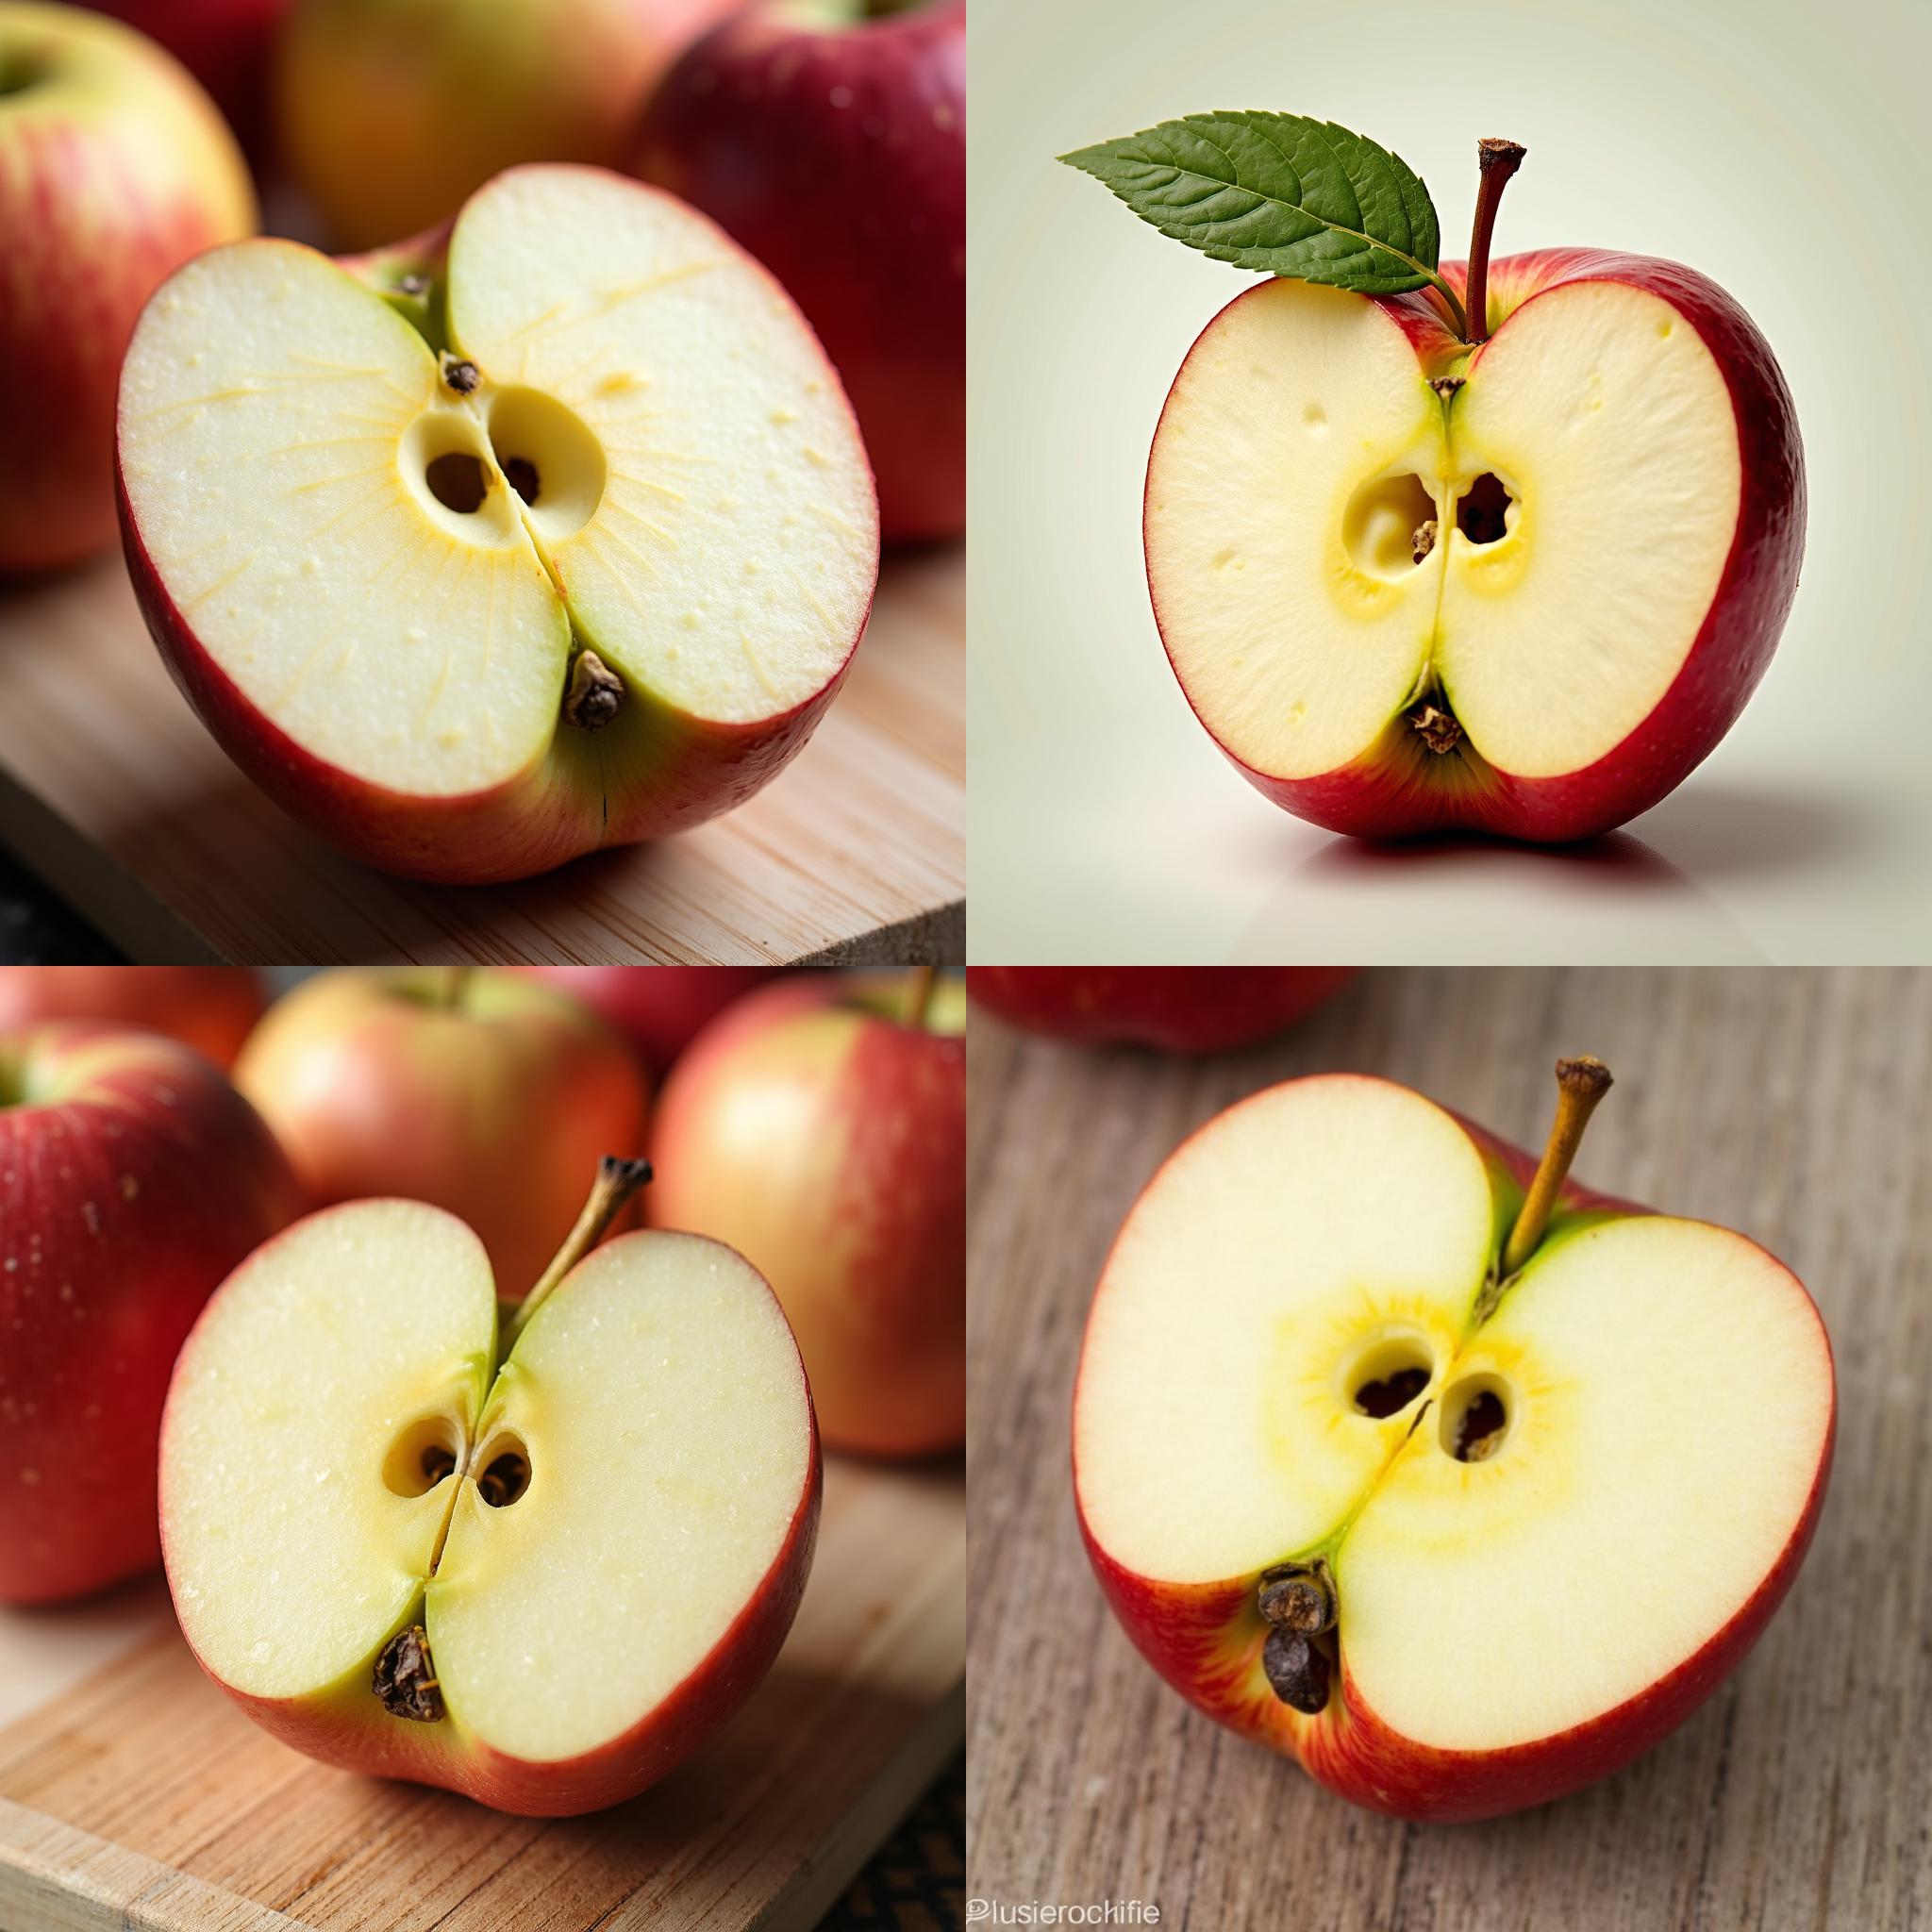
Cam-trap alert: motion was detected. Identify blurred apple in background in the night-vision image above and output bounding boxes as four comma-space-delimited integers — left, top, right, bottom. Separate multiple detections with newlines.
0, 1023, 299, 1603
0, 0, 254, 573
234, 969, 649, 1291
633, 0, 964, 542
969, 967, 1357, 1054
516, 967, 775, 1077
85, 0, 290, 159
276, 0, 737, 249
0, 966, 266, 1067
650, 971, 964, 1457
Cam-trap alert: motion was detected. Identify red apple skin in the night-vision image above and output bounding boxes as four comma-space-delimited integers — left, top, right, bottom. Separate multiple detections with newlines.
0, 1023, 300, 1604
513, 967, 776, 1076
86, 0, 291, 161
1150, 251, 1806, 843
648, 974, 965, 1457
969, 967, 1355, 1054
1074, 1077, 1835, 1821
0, 4, 255, 574
0, 966, 266, 1069
633, 0, 964, 542
159, 1221, 821, 1816
115, 168, 875, 886
233, 969, 649, 1295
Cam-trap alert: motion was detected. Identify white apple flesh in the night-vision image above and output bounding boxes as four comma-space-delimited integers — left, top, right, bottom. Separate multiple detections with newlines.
160, 1169, 820, 1815
1075, 1069, 1834, 1819
116, 163, 878, 883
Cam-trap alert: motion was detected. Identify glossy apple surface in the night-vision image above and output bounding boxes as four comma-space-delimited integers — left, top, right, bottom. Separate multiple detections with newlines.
0, 966, 266, 1068
1146, 250, 1804, 841
88, 0, 289, 158
515, 966, 775, 1075
1074, 1073, 1834, 1820
633, 0, 964, 541
649, 973, 964, 1457
117, 164, 877, 883
0, 1, 254, 573
278, 0, 736, 248
234, 969, 648, 1293
969, 967, 1354, 1053
161, 1196, 819, 1814
0, 1022, 300, 1603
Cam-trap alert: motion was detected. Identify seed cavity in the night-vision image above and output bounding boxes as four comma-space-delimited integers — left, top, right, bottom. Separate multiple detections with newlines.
373, 1624, 444, 1723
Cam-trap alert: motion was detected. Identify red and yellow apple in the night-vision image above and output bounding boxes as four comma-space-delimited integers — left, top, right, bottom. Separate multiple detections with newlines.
649, 972, 964, 1457
160, 1161, 820, 1814
0, 965, 266, 1068
234, 968, 648, 1293
1074, 1063, 1833, 1819
1145, 250, 1805, 841
633, 0, 964, 542
116, 163, 877, 883
0, 1021, 300, 1604
277, 0, 737, 249
514, 966, 775, 1077
0, 0, 254, 573
969, 967, 1354, 1053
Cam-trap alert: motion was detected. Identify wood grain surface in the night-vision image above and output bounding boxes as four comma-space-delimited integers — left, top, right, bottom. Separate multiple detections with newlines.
965, 968, 1932, 1930
0, 548, 962, 967
0, 1454, 965, 1932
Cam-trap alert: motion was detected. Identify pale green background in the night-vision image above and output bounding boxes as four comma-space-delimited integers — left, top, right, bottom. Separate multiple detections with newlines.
968, 0, 1931, 962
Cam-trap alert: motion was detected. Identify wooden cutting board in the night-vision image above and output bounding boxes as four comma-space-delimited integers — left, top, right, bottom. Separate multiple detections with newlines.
0, 1453, 963, 1932
0, 547, 963, 966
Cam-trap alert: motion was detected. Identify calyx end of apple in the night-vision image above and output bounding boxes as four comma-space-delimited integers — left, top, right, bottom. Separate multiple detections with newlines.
373, 1624, 445, 1724
564, 650, 625, 732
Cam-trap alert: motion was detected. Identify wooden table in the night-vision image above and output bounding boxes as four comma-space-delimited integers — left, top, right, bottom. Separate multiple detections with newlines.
0, 547, 962, 966
966, 968, 1932, 1930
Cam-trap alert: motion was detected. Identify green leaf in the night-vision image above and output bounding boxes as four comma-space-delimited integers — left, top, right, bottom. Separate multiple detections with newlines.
1059, 111, 1446, 299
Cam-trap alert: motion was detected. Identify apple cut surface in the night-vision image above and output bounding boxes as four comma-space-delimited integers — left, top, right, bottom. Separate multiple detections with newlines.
1146, 252, 1801, 841
1074, 1074, 1834, 1820
117, 164, 877, 882
161, 1201, 817, 1810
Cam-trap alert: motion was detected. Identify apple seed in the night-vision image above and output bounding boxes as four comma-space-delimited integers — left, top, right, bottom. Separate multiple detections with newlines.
440, 354, 481, 395
564, 649, 625, 731
1408, 702, 1463, 755
1262, 1628, 1331, 1714
1257, 1560, 1336, 1636
373, 1624, 445, 1723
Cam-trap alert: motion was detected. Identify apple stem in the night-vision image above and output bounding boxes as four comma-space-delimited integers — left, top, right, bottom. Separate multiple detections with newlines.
903, 965, 939, 1029
503, 1155, 653, 1350
1463, 139, 1526, 346
1500, 1057, 1612, 1277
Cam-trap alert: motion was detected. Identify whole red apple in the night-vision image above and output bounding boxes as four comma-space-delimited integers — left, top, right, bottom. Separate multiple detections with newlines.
649, 971, 964, 1457
233, 969, 649, 1295
969, 967, 1355, 1054
86, 0, 290, 159
0, 1, 254, 573
0, 966, 266, 1068
633, 0, 964, 541
514, 966, 775, 1076
0, 1021, 300, 1603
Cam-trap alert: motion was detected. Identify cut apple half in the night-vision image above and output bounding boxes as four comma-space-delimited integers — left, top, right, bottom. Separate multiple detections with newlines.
1074, 1072, 1834, 1820
160, 1172, 820, 1815
118, 164, 878, 883
1145, 250, 1805, 841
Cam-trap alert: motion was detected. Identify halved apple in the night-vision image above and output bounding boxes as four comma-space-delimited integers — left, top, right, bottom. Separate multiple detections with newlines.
117, 163, 878, 883
159, 1161, 820, 1815
1074, 1067, 1833, 1820
1146, 251, 1805, 841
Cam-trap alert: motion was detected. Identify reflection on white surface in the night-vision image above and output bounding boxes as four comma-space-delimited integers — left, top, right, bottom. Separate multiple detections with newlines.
0, 1574, 172, 1729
